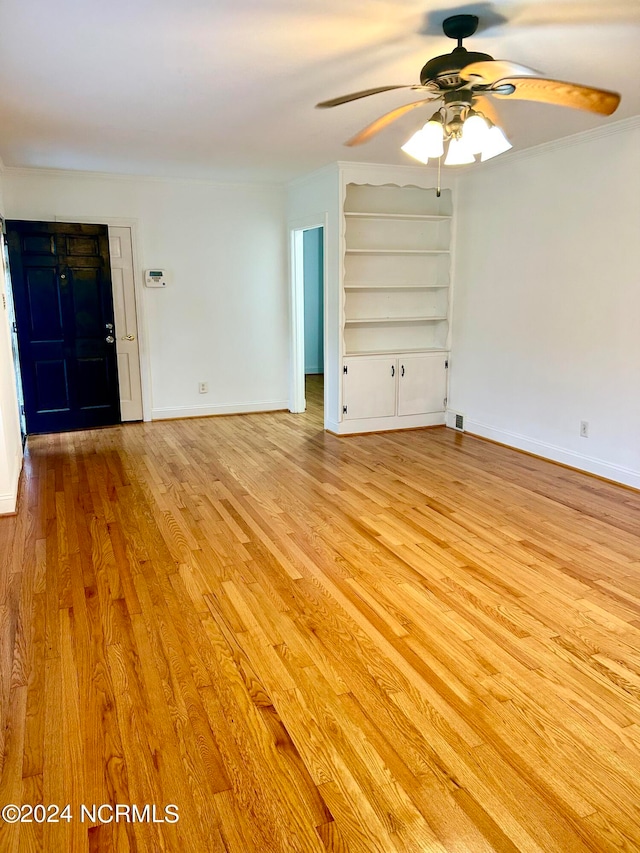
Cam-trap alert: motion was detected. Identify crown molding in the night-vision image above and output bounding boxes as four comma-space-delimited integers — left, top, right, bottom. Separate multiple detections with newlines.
335, 159, 440, 174
4, 115, 637, 190
286, 161, 338, 190
463, 114, 640, 177
1, 164, 287, 191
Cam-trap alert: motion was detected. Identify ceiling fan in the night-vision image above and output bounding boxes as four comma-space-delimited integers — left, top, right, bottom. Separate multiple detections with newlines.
316, 14, 621, 164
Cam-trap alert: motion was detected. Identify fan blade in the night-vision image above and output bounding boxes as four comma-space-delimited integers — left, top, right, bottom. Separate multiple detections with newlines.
345, 96, 442, 146
472, 95, 502, 128
316, 86, 419, 108
491, 77, 620, 115
460, 60, 543, 84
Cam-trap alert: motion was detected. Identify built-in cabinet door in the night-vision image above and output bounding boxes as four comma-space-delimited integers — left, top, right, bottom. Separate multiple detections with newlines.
343, 357, 396, 420
397, 353, 447, 416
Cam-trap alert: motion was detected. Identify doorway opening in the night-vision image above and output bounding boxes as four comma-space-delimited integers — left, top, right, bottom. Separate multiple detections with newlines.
6, 220, 147, 434
290, 219, 327, 425
1, 221, 26, 443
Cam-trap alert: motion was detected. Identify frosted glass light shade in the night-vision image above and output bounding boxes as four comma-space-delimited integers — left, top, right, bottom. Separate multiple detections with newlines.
444, 137, 475, 166
480, 125, 512, 161
462, 113, 489, 154
401, 130, 430, 164
401, 119, 444, 163
421, 120, 444, 157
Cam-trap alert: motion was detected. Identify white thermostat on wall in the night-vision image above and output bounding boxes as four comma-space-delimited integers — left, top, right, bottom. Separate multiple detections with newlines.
144, 269, 168, 288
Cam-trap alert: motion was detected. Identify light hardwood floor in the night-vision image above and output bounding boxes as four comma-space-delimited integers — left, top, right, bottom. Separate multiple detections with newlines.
1, 374, 640, 852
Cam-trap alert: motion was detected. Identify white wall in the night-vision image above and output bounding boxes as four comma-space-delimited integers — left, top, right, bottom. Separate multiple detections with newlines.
449, 118, 640, 488
0, 164, 24, 514
287, 164, 339, 426
3, 169, 289, 419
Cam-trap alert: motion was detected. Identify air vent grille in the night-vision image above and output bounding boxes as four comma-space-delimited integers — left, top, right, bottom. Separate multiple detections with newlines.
455, 413, 464, 431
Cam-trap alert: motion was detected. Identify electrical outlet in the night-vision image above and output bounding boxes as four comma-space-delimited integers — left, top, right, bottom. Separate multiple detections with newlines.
580, 420, 589, 438
198, 382, 208, 394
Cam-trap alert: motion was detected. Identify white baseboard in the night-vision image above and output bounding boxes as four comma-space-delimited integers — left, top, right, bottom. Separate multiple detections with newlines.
0, 491, 18, 515
461, 418, 640, 490
329, 412, 445, 436
0, 450, 24, 515
152, 399, 289, 420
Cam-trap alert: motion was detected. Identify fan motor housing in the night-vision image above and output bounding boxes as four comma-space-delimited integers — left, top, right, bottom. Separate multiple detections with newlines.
420, 47, 493, 88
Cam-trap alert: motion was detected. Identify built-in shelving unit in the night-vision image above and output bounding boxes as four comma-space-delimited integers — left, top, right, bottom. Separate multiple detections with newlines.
343, 184, 452, 358
287, 161, 455, 434
339, 181, 452, 432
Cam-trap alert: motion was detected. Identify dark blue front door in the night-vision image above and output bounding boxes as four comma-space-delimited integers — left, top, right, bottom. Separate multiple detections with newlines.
7, 221, 121, 434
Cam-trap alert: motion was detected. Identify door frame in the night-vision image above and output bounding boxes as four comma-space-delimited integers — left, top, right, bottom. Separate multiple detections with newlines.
53, 215, 152, 422
288, 214, 328, 418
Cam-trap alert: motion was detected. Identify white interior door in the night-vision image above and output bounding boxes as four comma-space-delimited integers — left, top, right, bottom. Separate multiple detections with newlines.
109, 226, 143, 421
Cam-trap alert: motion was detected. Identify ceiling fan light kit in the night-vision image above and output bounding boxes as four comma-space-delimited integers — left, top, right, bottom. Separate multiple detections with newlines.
401, 95, 513, 167
316, 13, 620, 168
401, 103, 512, 167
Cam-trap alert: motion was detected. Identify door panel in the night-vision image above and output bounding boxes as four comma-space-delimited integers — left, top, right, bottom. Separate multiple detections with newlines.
343, 356, 396, 420
7, 221, 121, 434
71, 266, 108, 336
68, 235, 100, 256
117, 352, 134, 400
25, 268, 64, 339
35, 360, 69, 411
22, 234, 56, 256
109, 227, 143, 421
76, 357, 114, 409
397, 354, 447, 416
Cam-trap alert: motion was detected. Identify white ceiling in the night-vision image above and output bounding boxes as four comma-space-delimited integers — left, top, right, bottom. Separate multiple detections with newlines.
1, 0, 638, 182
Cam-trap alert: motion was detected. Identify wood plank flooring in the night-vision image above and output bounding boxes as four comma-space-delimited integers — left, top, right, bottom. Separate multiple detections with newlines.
1, 374, 640, 851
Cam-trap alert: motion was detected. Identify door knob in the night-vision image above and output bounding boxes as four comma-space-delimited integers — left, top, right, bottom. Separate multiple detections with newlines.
105, 335, 115, 344
122, 334, 136, 341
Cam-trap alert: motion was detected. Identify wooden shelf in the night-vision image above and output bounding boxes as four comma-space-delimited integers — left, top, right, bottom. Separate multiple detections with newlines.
346, 249, 449, 255
345, 316, 447, 326
344, 212, 451, 221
